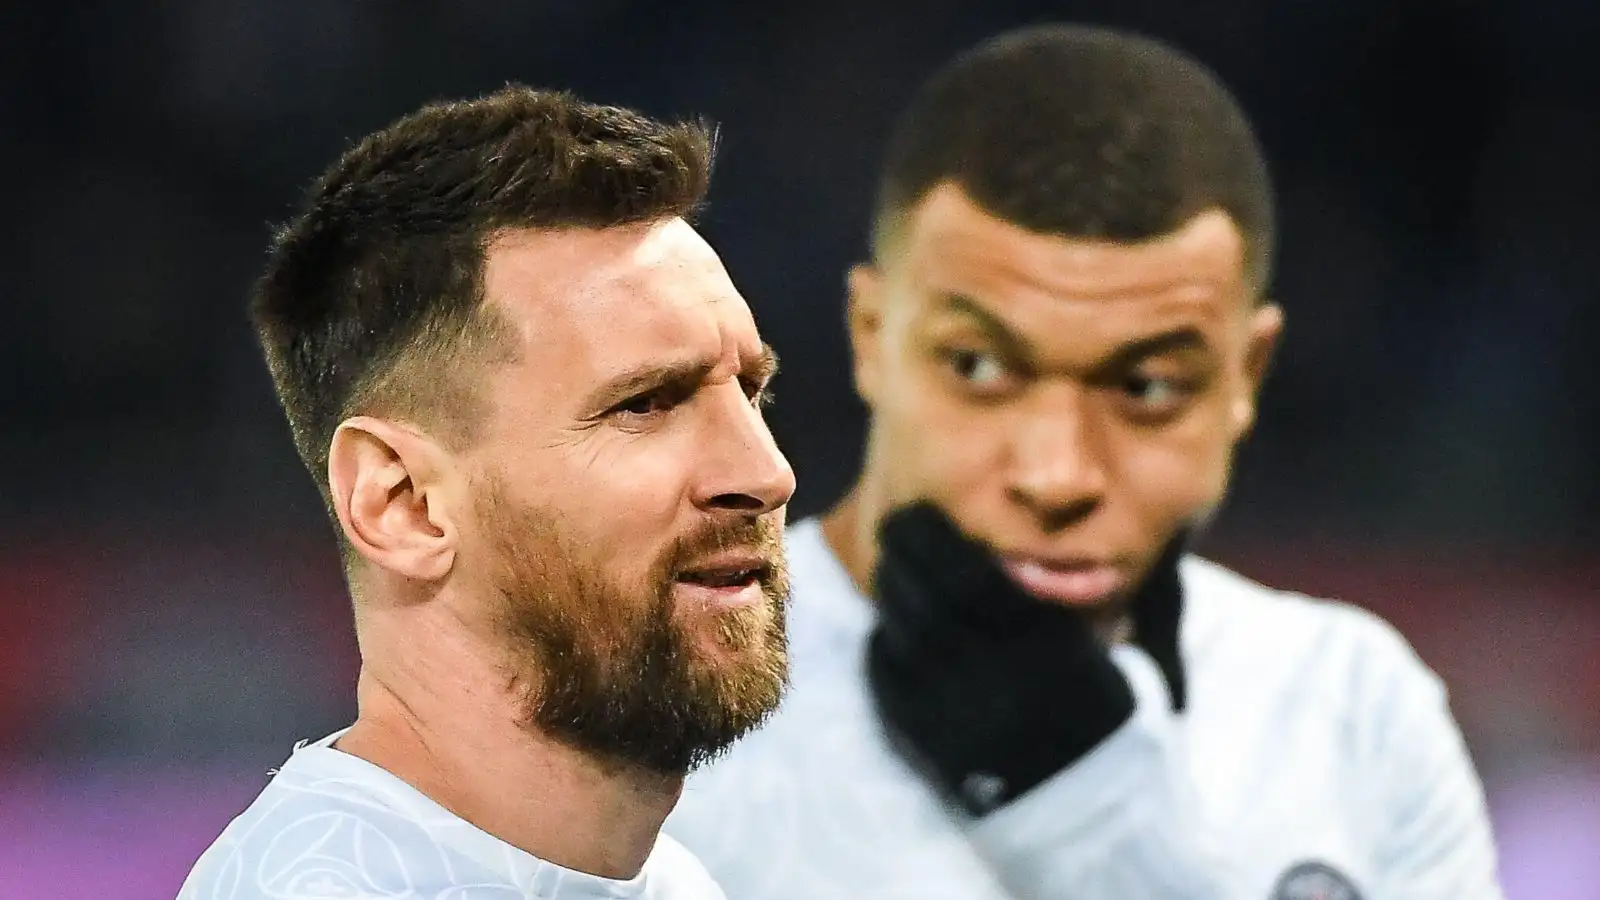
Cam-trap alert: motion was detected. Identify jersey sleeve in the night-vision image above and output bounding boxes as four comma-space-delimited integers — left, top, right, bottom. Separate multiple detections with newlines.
967, 606, 1507, 900
663, 674, 1020, 900
1358, 615, 1505, 898
964, 644, 1250, 900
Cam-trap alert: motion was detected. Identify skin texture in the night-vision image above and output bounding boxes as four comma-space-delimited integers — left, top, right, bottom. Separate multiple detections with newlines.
328, 218, 796, 879
825, 182, 1282, 628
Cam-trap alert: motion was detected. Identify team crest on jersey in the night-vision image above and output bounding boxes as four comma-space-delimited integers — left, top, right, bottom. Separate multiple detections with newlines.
1269, 861, 1363, 900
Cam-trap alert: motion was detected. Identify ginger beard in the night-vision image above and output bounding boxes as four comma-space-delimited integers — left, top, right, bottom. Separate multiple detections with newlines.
475, 482, 789, 776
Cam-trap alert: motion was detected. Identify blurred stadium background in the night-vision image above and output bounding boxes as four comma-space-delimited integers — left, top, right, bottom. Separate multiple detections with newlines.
1, 2, 1595, 897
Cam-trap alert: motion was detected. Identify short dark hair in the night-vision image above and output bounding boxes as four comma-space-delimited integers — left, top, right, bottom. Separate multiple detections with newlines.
875, 25, 1274, 289
252, 85, 715, 502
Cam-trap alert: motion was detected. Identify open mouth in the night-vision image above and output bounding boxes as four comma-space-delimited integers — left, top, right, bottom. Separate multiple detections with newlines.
675, 562, 768, 589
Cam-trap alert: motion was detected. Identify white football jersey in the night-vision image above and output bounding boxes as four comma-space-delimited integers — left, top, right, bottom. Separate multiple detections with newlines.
664, 518, 1504, 899
180, 731, 726, 900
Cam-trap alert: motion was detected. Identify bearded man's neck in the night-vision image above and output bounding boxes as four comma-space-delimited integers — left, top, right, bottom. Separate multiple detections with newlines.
335, 660, 683, 881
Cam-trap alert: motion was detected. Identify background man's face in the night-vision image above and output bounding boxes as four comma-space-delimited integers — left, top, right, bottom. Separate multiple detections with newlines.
850, 183, 1281, 608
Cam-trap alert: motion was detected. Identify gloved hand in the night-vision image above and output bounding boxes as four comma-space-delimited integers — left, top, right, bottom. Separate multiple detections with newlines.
865, 501, 1187, 815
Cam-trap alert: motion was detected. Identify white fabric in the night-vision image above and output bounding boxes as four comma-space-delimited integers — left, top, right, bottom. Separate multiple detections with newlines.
663, 518, 1504, 899
180, 731, 725, 900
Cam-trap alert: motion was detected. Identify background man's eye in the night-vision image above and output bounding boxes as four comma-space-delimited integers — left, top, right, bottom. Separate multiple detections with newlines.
1127, 376, 1178, 404
1121, 374, 1202, 417
948, 349, 1008, 385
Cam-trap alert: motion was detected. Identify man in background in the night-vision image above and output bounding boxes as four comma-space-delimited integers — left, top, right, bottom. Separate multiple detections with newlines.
665, 24, 1503, 899
182, 85, 795, 898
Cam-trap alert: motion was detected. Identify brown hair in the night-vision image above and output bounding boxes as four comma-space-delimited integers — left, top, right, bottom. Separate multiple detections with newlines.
252, 85, 716, 501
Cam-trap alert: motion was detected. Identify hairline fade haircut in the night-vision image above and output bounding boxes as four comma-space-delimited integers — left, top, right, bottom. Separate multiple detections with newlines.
250, 84, 716, 510
872, 24, 1275, 296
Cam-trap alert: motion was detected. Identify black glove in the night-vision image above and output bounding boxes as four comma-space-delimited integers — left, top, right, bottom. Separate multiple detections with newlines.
865, 502, 1187, 815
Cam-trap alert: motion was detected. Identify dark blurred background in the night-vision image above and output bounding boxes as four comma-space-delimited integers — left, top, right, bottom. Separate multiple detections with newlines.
1, 2, 1596, 897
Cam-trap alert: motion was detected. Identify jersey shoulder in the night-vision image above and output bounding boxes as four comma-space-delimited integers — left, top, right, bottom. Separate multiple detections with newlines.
1181, 556, 1446, 712
182, 743, 729, 900
178, 752, 456, 899
645, 831, 729, 900
178, 741, 536, 899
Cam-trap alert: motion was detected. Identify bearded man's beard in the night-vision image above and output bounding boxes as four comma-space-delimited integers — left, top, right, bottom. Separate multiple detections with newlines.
479, 488, 789, 776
